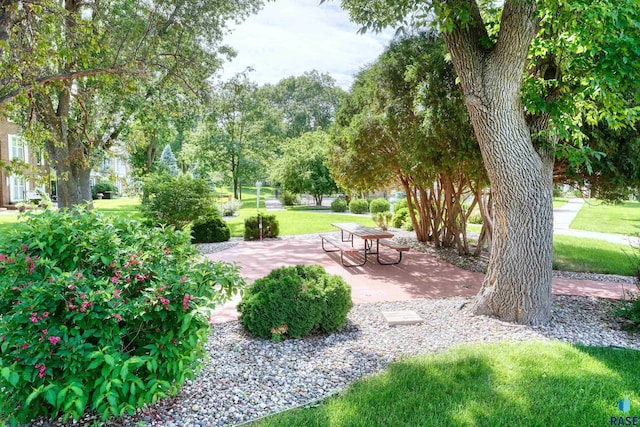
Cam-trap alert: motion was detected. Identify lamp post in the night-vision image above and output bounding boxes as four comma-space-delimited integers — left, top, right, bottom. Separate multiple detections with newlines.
256, 180, 262, 240
255, 180, 262, 211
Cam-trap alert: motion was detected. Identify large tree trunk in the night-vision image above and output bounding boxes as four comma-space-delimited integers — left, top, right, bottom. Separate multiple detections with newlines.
442, 0, 553, 324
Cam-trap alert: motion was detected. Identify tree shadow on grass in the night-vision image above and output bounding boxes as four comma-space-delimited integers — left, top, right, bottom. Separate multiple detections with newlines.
259, 342, 640, 427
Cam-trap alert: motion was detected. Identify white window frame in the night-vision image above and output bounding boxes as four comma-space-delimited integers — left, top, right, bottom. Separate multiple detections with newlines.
8, 135, 28, 202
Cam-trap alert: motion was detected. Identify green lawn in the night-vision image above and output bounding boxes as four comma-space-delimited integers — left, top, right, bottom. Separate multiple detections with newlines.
226, 209, 375, 237
553, 197, 569, 208
92, 197, 143, 220
258, 341, 640, 427
553, 235, 636, 276
571, 200, 640, 236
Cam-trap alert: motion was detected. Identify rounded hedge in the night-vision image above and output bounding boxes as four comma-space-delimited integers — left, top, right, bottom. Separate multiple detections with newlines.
392, 207, 410, 228
330, 198, 348, 212
349, 199, 369, 214
237, 265, 352, 341
369, 198, 390, 214
191, 213, 231, 243
393, 198, 408, 212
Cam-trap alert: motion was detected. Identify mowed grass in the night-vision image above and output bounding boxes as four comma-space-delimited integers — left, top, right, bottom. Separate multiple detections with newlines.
226, 209, 376, 237
571, 200, 640, 235
553, 235, 636, 276
92, 197, 143, 220
258, 341, 640, 427
553, 197, 569, 208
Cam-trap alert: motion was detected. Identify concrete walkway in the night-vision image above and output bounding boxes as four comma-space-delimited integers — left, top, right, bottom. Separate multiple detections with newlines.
207, 239, 637, 323
553, 198, 639, 246
264, 197, 284, 211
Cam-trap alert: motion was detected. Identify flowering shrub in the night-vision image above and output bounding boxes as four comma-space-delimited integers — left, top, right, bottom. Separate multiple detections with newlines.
0, 209, 243, 425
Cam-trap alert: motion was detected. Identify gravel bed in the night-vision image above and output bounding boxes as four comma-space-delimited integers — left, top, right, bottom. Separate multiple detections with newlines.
27, 296, 640, 427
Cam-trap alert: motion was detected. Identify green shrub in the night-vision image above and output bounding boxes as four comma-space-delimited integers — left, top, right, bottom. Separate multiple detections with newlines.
372, 212, 393, 230
393, 198, 408, 212
553, 187, 564, 198
0, 209, 243, 425
244, 214, 279, 240
237, 265, 352, 341
392, 207, 410, 228
191, 213, 230, 243
615, 257, 640, 332
330, 198, 348, 212
141, 173, 214, 230
220, 199, 242, 216
92, 181, 118, 199
468, 211, 483, 224
369, 198, 390, 214
349, 199, 369, 214
280, 191, 298, 206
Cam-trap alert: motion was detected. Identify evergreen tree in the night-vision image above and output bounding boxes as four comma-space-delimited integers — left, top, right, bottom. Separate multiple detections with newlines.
159, 144, 179, 176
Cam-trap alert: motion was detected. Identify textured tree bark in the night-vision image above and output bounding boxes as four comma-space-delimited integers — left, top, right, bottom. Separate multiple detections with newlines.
442, 0, 553, 324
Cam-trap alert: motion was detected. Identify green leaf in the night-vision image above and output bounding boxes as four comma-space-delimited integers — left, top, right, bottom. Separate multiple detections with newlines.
1, 367, 10, 382
179, 312, 193, 335
26, 387, 43, 407
8, 371, 19, 387
104, 354, 115, 366
45, 388, 57, 406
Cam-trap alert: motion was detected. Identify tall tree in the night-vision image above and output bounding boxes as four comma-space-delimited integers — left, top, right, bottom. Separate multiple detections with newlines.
330, 31, 487, 254
4, 0, 265, 208
272, 131, 338, 206
337, 0, 640, 324
183, 73, 283, 199
262, 70, 346, 138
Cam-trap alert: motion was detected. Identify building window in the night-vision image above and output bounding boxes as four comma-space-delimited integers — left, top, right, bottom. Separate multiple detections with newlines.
10, 175, 25, 202
8, 135, 28, 161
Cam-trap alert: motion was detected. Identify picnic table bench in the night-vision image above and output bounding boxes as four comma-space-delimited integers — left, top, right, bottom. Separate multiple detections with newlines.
321, 223, 410, 267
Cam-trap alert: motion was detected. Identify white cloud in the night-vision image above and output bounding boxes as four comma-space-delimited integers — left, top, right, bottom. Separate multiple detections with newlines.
217, 0, 394, 90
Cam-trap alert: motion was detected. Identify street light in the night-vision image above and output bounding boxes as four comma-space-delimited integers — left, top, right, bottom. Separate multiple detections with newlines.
256, 180, 262, 211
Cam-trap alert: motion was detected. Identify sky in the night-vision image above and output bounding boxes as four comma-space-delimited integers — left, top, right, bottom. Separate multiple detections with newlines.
217, 0, 395, 90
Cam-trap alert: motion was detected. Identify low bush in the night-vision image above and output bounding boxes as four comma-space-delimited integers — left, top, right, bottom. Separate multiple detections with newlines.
615, 258, 640, 332
330, 198, 348, 213
191, 213, 230, 243
237, 265, 352, 341
393, 198, 408, 212
280, 191, 298, 206
244, 214, 279, 240
372, 212, 393, 230
369, 198, 390, 214
92, 182, 118, 200
349, 199, 369, 214
141, 173, 215, 230
468, 211, 483, 224
0, 209, 243, 425
220, 199, 242, 217
392, 207, 410, 229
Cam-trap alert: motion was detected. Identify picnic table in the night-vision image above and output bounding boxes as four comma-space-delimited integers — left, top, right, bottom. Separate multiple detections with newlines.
320, 222, 410, 267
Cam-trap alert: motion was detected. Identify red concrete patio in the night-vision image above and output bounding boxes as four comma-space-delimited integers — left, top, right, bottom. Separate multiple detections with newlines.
207, 239, 637, 323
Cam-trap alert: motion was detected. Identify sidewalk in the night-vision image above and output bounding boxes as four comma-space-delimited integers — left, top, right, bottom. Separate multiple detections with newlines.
553, 198, 639, 246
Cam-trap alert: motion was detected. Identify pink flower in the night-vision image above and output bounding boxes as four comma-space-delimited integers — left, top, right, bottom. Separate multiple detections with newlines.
111, 276, 118, 284
113, 289, 121, 298
180, 276, 186, 283
80, 294, 87, 300
29, 313, 38, 323
68, 284, 75, 290
42, 312, 49, 318
113, 313, 123, 322
182, 294, 191, 310
164, 247, 170, 255
21, 343, 27, 349
135, 274, 145, 282
22, 244, 28, 251
35, 364, 46, 378
48, 336, 61, 345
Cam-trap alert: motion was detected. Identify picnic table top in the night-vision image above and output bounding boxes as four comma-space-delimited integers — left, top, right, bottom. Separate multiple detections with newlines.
331, 222, 394, 239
